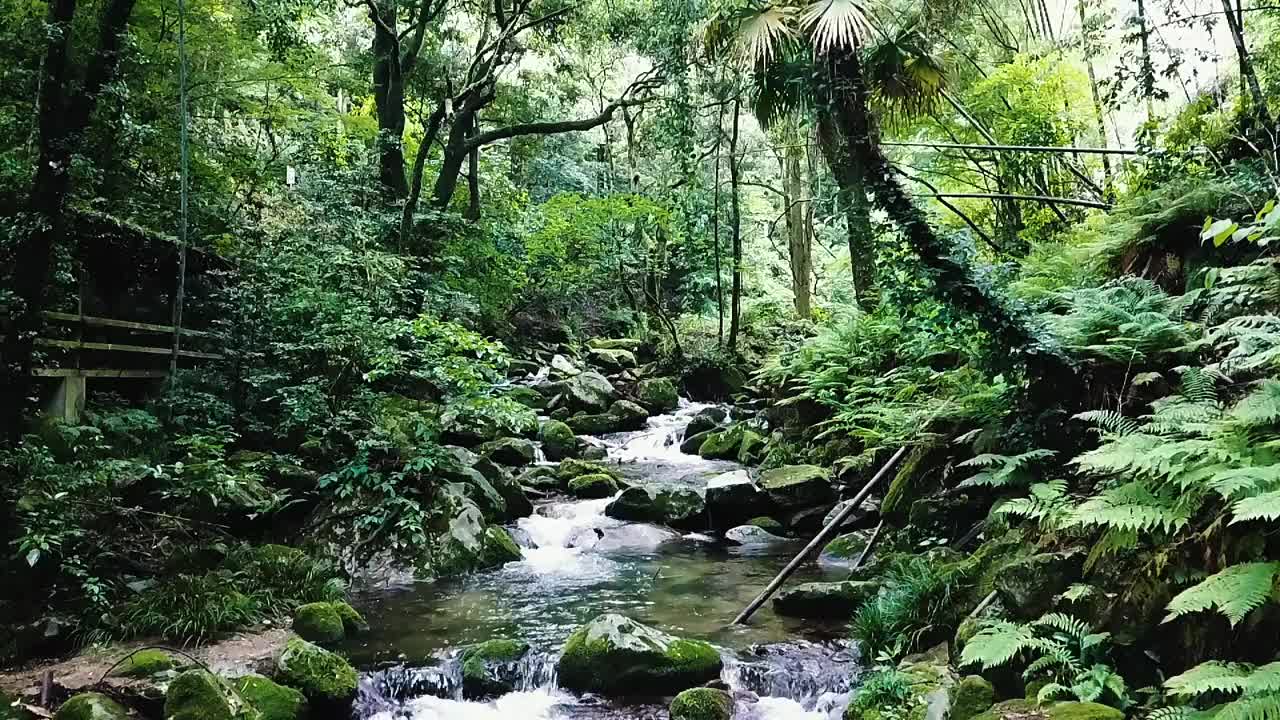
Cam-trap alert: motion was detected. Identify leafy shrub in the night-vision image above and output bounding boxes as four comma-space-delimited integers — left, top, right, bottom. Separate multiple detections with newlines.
121, 573, 258, 643
853, 554, 968, 660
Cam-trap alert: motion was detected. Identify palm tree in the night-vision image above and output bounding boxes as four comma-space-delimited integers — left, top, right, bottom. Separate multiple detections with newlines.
709, 0, 944, 308
708, 0, 1070, 376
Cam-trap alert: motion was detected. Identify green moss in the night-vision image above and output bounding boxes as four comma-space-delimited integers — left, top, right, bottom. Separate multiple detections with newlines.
327, 602, 367, 635
747, 516, 784, 532
479, 527, 523, 566
636, 378, 679, 413
233, 675, 310, 720
1044, 703, 1125, 720
555, 459, 618, 482
568, 473, 618, 498
698, 426, 743, 460
669, 687, 734, 720
880, 444, 933, 516
539, 420, 578, 460
460, 639, 530, 698
737, 430, 766, 464
110, 648, 178, 677
165, 669, 261, 720
275, 637, 358, 704
556, 614, 722, 696
292, 603, 344, 645
52, 693, 130, 720
823, 532, 869, 560
951, 676, 996, 720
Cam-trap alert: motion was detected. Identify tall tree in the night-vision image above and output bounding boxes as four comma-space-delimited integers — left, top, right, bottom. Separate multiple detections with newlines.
1, 0, 139, 441
727, 96, 744, 350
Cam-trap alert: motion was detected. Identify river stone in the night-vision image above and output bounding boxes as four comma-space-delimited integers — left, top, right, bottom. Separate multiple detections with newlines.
746, 516, 785, 533
557, 614, 723, 696
550, 354, 580, 378
444, 471, 506, 523
53, 693, 131, 720
737, 430, 766, 465
562, 371, 617, 412
568, 473, 619, 499
669, 687, 735, 720
556, 459, 620, 483
292, 602, 345, 645
539, 420, 579, 461
460, 639, 531, 699
698, 426, 744, 460
233, 675, 309, 720
636, 377, 679, 413
475, 463, 533, 520
772, 580, 880, 619
582, 445, 609, 460
783, 503, 837, 533
566, 412, 622, 435
436, 504, 523, 575
588, 347, 637, 372
166, 669, 261, 720
823, 498, 879, 531
110, 648, 178, 677
275, 637, 357, 706
518, 465, 561, 491
686, 407, 728, 436
609, 400, 650, 431
818, 531, 872, 568
589, 338, 642, 351
479, 438, 538, 467
971, 701, 1124, 720
758, 465, 833, 508
605, 485, 706, 529
705, 470, 772, 531
679, 429, 713, 455
951, 676, 996, 720
506, 386, 546, 410
723, 525, 794, 547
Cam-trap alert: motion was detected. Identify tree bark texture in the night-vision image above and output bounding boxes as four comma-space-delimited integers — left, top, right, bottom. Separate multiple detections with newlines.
727, 98, 744, 351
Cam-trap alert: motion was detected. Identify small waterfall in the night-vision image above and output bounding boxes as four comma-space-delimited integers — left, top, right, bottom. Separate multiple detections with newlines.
723, 640, 859, 715
606, 400, 723, 463
355, 649, 559, 718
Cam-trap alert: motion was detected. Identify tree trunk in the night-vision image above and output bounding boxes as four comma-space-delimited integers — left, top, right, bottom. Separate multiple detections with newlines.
465, 114, 481, 222
727, 98, 744, 352
1220, 0, 1274, 130
1078, 0, 1113, 196
400, 101, 447, 242
432, 110, 474, 208
371, 0, 408, 199
783, 142, 813, 319
713, 103, 725, 346
1135, 0, 1156, 122
2, 0, 138, 441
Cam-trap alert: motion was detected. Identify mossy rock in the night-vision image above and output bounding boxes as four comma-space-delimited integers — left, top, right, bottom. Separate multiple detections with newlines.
636, 377, 679, 413
589, 338, 642, 351
951, 676, 995, 720
539, 420, 578, 461
773, 580, 881, 619
605, 485, 706, 529
746, 516, 784, 533
568, 473, 619, 499
110, 648, 178, 678
757, 465, 833, 508
460, 639, 531, 699
434, 504, 522, 576
669, 687, 735, 720
165, 669, 261, 720
292, 603, 345, 645
556, 614, 723, 696
737, 430, 766, 465
818, 531, 871, 568
275, 637, 357, 705
680, 429, 713, 455
587, 347, 637, 371
233, 675, 309, 720
566, 412, 624, 435
994, 553, 1081, 620
507, 386, 547, 411
328, 602, 367, 635
478, 438, 539, 467
608, 400, 650, 431
697, 426, 743, 460
517, 465, 561, 491
478, 526, 523, 566
555, 459, 620, 483
53, 693, 131, 720
971, 700, 1124, 720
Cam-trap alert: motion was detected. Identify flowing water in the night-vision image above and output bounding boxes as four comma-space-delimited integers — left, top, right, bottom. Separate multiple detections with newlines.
343, 402, 860, 719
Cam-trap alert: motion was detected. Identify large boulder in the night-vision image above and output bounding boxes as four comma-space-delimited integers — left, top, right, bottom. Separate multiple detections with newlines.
568, 474, 619, 499
562, 371, 617, 412
555, 459, 621, 484
506, 386, 547, 411
589, 338, 642, 351
697, 426, 743, 460
53, 694, 131, 720
566, 412, 621, 435
556, 614, 722, 696
479, 438, 539, 467
275, 637, 357, 706
686, 407, 729, 437
606, 485, 706, 529
435, 504, 523, 576
773, 581, 880, 619
166, 669, 262, 720
669, 688, 735, 720
823, 498, 879, 532
723, 524, 794, 547
517, 465, 561, 492
475, 463, 533, 520
292, 602, 344, 645
737, 430, 766, 465
550, 354, 581, 378
608, 400, 650, 431
758, 465, 833, 508
994, 553, 1080, 619
539, 420, 579, 461
460, 639, 532, 699
636, 378, 679, 413
588, 348, 637, 372
970, 701, 1123, 720
233, 675, 310, 720
951, 676, 996, 720
110, 648, 178, 677
705, 470, 772, 531
818, 531, 872, 568
679, 430, 713, 455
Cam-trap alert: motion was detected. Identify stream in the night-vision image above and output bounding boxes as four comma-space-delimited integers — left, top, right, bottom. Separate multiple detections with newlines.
343, 403, 860, 719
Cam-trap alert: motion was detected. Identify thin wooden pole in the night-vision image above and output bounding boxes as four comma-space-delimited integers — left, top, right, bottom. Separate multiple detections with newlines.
921, 192, 1111, 210
880, 140, 1140, 155
731, 446, 908, 625
852, 519, 885, 571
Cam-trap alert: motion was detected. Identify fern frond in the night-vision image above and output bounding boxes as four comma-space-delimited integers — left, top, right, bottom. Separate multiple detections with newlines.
1164, 562, 1280, 626
1038, 682, 1073, 703
1179, 366, 1220, 403
1074, 410, 1142, 436
1166, 661, 1254, 697
1218, 691, 1280, 720
1069, 481, 1191, 535
1232, 489, 1280, 524
959, 621, 1038, 669
1034, 612, 1092, 640
1229, 380, 1280, 429
997, 481, 1072, 529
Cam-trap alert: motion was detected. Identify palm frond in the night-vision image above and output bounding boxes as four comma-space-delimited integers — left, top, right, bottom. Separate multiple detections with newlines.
737, 5, 799, 65
801, 0, 872, 55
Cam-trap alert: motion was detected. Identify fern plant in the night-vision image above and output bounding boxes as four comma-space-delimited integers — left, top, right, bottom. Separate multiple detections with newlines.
1164, 562, 1280, 627
960, 612, 1131, 710
1157, 660, 1280, 720
957, 450, 1056, 489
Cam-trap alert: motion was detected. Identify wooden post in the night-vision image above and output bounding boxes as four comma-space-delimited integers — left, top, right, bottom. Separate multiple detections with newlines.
731, 446, 908, 625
